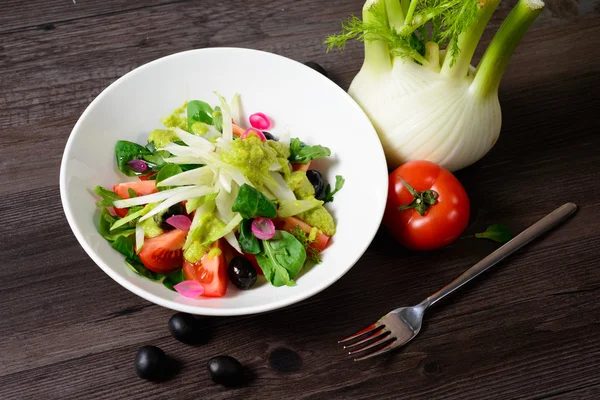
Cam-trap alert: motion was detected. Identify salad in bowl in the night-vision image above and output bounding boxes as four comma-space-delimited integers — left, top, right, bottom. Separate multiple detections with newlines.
94, 93, 343, 298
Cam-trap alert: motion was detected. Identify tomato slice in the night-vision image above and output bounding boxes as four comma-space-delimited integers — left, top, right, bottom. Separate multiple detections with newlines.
183, 240, 228, 297
112, 181, 158, 218
139, 172, 157, 181
273, 216, 329, 252
291, 162, 311, 172
138, 229, 187, 274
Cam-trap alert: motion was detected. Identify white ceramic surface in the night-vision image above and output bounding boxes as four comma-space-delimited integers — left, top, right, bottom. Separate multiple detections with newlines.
60, 48, 388, 316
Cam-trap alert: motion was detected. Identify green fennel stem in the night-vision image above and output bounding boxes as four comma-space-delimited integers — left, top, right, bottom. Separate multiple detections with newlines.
440, 0, 500, 78
404, 0, 418, 25
385, 0, 405, 28
471, 0, 544, 98
363, 0, 392, 72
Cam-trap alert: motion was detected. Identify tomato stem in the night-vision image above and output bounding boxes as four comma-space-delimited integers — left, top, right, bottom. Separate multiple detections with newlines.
398, 177, 438, 216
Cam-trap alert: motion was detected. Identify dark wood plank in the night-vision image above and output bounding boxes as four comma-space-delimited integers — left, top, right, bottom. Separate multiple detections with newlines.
1, 0, 599, 399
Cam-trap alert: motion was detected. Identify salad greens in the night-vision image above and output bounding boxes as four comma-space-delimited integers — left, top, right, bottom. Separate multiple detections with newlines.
289, 138, 331, 164
93, 92, 343, 297
255, 231, 307, 287
475, 224, 513, 243
231, 184, 277, 220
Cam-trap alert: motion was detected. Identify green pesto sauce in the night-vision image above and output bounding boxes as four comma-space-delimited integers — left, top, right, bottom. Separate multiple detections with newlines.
148, 129, 179, 148
140, 218, 163, 238
161, 102, 188, 130
221, 136, 289, 188
183, 212, 225, 263
287, 170, 336, 236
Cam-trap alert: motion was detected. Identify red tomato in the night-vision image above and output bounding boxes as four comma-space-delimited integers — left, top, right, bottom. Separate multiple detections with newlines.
384, 161, 470, 250
138, 229, 187, 273
273, 216, 329, 252
138, 173, 157, 181
183, 240, 228, 297
113, 181, 158, 218
291, 162, 311, 172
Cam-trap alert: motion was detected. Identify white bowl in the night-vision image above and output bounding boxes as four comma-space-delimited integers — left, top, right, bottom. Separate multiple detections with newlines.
60, 48, 388, 316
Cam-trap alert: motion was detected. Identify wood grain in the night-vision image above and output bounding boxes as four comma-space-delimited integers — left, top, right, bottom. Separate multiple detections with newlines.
1, 0, 600, 399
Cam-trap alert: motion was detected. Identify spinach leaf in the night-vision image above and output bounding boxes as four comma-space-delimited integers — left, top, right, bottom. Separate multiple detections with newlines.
319, 175, 345, 204
125, 258, 164, 281
239, 219, 261, 254
111, 235, 137, 259
162, 269, 186, 291
232, 184, 277, 219
475, 224, 513, 243
98, 208, 136, 241
155, 164, 183, 191
255, 231, 306, 287
288, 138, 331, 164
127, 188, 137, 198
187, 100, 214, 131
115, 140, 149, 176
94, 186, 123, 207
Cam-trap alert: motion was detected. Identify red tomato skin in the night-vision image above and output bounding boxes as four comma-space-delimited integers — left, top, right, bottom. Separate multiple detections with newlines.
384, 161, 470, 251
273, 217, 329, 251
183, 240, 228, 297
113, 181, 158, 218
138, 229, 187, 273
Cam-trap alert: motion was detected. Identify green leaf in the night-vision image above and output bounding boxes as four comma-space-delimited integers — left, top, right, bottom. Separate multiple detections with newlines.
162, 269, 186, 291
475, 224, 514, 243
187, 100, 214, 131
111, 235, 137, 259
94, 186, 123, 207
232, 184, 277, 219
255, 231, 306, 287
115, 140, 149, 176
125, 258, 164, 281
239, 219, 261, 254
127, 188, 137, 198
290, 225, 322, 264
288, 138, 331, 164
155, 164, 183, 191
320, 175, 345, 204
97, 208, 135, 241
213, 106, 223, 133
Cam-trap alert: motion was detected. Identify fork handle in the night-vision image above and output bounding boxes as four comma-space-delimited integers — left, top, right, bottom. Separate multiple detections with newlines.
424, 202, 577, 308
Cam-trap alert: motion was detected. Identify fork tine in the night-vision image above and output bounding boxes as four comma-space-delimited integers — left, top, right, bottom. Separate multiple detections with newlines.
338, 323, 383, 344
352, 340, 397, 361
343, 330, 390, 349
348, 336, 395, 356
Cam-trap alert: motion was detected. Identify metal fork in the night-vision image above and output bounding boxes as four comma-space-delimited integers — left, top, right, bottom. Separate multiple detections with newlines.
340, 202, 577, 361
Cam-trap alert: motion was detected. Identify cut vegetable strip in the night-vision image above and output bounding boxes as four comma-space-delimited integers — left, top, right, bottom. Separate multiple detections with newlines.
230, 93, 241, 125
224, 231, 242, 253
264, 171, 296, 200
139, 186, 216, 221
110, 203, 157, 231
215, 92, 233, 142
172, 127, 215, 150
113, 186, 191, 208
135, 224, 145, 252
156, 166, 214, 187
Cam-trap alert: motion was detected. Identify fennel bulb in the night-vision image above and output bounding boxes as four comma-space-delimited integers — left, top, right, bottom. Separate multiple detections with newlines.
327, 0, 545, 171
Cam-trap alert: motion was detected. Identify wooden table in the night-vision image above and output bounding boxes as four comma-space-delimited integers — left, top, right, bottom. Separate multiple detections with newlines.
1, 1, 599, 399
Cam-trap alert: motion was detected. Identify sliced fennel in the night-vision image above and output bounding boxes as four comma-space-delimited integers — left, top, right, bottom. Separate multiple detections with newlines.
264, 172, 296, 201
186, 192, 219, 214
138, 186, 216, 222
110, 203, 157, 231
277, 199, 324, 218
156, 166, 214, 187
113, 186, 191, 208
135, 224, 145, 252
326, 0, 545, 171
230, 93, 241, 126
214, 91, 233, 142
171, 127, 215, 150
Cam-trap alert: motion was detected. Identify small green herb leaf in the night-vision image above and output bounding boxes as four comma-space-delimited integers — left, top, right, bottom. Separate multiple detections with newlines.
127, 188, 137, 198
320, 175, 345, 204
162, 269, 186, 291
232, 184, 277, 219
291, 225, 322, 264
97, 208, 135, 241
111, 235, 137, 259
94, 186, 123, 207
255, 231, 306, 287
288, 138, 331, 164
187, 100, 214, 131
125, 258, 164, 281
239, 219, 261, 254
475, 224, 513, 243
155, 164, 183, 191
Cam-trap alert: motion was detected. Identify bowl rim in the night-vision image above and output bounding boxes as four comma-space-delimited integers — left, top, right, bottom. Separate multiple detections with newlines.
59, 47, 388, 316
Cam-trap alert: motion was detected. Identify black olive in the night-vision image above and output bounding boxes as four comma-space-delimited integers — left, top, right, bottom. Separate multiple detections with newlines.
153, 203, 186, 230
304, 61, 328, 78
227, 257, 257, 290
207, 355, 244, 386
306, 170, 325, 199
134, 345, 167, 381
262, 131, 278, 141
168, 313, 205, 344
